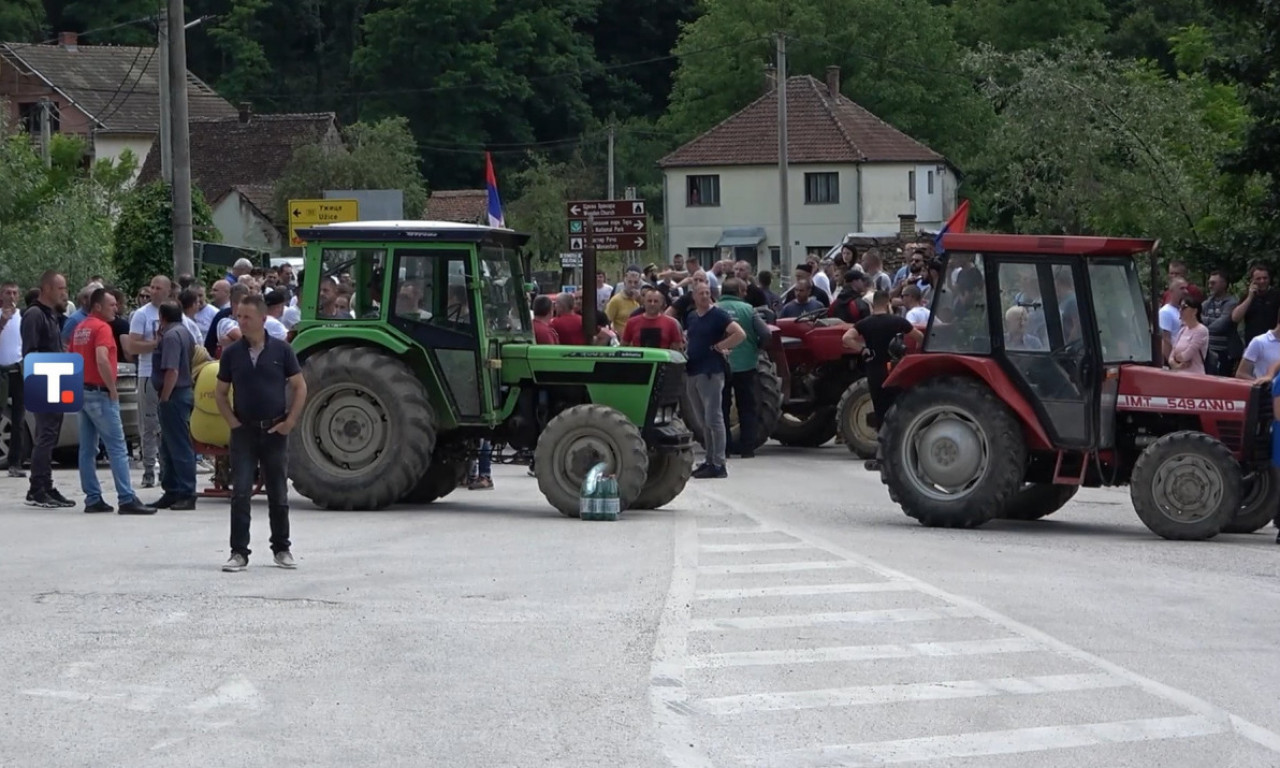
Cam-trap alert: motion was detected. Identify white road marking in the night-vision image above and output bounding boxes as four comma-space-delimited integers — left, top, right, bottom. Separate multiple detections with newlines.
186, 676, 261, 713
696, 561, 860, 575
695, 525, 764, 534
698, 672, 1127, 715
695, 582, 911, 600
741, 715, 1226, 766
686, 637, 1043, 669
22, 688, 125, 703
698, 542, 816, 553
689, 606, 973, 632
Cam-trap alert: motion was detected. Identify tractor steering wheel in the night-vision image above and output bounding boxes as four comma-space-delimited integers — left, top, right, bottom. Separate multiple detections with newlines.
797, 307, 827, 323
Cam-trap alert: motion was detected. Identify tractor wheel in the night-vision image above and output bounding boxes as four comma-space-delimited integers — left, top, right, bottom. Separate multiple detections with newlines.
682, 355, 783, 453
631, 424, 694, 510
290, 346, 436, 510
880, 377, 1026, 529
1130, 431, 1241, 541
836, 378, 878, 459
998, 484, 1079, 521
1221, 469, 1277, 534
400, 457, 470, 505
535, 404, 649, 517
772, 407, 838, 447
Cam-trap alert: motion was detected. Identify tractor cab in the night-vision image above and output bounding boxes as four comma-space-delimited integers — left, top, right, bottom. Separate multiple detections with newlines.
880, 233, 1274, 541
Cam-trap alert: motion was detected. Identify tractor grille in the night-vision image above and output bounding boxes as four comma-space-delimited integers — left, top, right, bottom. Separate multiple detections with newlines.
652, 362, 687, 408
1247, 382, 1273, 462
1216, 420, 1244, 452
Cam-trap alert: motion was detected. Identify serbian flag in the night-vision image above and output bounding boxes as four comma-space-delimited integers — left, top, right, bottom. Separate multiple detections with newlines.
934, 199, 970, 252
485, 151, 505, 228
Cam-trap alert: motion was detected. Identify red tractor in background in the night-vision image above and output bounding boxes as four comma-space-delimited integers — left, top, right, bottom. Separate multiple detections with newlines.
877, 233, 1275, 540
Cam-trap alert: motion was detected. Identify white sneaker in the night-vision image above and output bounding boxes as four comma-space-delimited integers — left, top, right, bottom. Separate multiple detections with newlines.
222, 554, 247, 572
273, 551, 296, 569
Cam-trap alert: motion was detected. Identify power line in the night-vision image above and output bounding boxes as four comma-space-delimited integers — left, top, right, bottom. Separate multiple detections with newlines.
4, 14, 160, 52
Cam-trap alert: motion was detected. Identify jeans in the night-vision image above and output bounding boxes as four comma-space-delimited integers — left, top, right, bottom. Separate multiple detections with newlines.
229, 424, 291, 557
29, 411, 62, 494
78, 390, 138, 505
472, 439, 492, 478
2, 365, 23, 468
690, 371, 726, 466
721, 369, 758, 455
140, 382, 160, 479
157, 387, 195, 497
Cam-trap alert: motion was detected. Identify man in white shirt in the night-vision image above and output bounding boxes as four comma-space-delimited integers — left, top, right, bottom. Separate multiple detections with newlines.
127, 275, 171, 488
902, 284, 931, 326
0, 280, 25, 476
595, 271, 614, 312
193, 283, 219, 337
1236, 316, 1280, 379
263, 291, 290, 339
1158, 278, 1186, 363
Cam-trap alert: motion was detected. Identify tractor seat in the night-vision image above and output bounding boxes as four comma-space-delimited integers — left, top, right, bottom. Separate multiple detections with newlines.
815, 318, 846, 327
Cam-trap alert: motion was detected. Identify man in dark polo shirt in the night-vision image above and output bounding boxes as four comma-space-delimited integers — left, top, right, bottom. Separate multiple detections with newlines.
22, 270, 74, 508
214, 294, 308, 572
151, 302, 197, 510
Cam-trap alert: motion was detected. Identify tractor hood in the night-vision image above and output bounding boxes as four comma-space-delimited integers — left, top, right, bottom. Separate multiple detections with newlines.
503, 344, 687, 365
1116, 365, 1257, 413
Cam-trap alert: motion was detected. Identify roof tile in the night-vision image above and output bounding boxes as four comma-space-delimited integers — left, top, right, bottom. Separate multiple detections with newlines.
424, 189, 488, 224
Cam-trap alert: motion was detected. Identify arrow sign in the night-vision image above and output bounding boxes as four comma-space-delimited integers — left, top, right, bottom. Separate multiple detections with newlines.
288, 198, 359, 247
566, 217, 647, 236
565, 199, 645, 219
568, 233, 647, 252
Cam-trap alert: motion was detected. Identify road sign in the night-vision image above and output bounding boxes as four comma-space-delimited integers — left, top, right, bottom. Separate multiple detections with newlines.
565, 200, 646, 218
560, 252, 583, 268
568, 234, 647, 252
567, 217, 645, 236
288, 198, 359, 247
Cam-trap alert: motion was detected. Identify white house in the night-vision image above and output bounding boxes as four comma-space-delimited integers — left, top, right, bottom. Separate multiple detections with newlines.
659, 67, 958, 272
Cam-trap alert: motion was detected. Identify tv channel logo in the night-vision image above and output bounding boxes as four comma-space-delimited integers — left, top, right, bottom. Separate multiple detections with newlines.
23, 353, 84, 413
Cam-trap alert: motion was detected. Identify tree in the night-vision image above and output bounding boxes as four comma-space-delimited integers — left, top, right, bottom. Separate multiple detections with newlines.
661, 0, 995, 165
506, 152, 600, 264
272, 116, 429, 221
112, 182, 219, 295
206, 0, 274, 104
948, 0, 1109, 51
0, 0, 43, 42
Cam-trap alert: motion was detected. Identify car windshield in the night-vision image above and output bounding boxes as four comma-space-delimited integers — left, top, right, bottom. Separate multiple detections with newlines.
480, 245, 529, 334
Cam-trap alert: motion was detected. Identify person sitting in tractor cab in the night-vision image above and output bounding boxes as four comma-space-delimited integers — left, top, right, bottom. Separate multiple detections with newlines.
1003, 306, 1043, 350
779, 278, 824, 318
446, 284, 471, 324
780, 264, 831, 307
829, 269, 871, 323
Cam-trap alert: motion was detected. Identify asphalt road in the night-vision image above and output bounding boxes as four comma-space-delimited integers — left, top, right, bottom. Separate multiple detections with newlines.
2, 448, 1278, 767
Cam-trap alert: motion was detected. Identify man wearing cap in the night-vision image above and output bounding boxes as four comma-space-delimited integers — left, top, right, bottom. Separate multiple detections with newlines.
263, 291, 290, 339
830, 269, 872, 323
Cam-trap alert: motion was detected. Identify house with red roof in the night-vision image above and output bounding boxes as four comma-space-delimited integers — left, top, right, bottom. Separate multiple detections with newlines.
658, 66, 958, 270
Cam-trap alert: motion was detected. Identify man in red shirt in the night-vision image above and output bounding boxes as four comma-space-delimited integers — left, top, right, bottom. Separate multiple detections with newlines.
624, 288, 685, 350
532, 295, 560, 344
549, 292, 586, 345
67, 288, 155, 515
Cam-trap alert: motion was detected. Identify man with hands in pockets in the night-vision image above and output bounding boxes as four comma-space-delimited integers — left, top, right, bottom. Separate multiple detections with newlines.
214, 295, 308, 572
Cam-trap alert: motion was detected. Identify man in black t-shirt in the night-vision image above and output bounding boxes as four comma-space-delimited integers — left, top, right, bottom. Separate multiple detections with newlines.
830, 269, 871, 323
842, 292, 924, 469
1231, 264, 1280, 346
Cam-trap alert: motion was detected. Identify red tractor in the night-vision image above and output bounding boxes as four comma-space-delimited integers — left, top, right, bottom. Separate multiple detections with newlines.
878, 233, 1275, 540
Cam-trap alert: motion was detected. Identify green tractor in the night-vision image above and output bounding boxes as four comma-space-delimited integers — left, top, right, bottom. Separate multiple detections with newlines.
286, 220, 694, 515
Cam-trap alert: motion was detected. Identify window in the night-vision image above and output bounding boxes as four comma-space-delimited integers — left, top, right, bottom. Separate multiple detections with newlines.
804, 172, 839, 204
687, 175, 720, 207
1089, 259, 1153, 364
927, 170, 935, 195
908, 170, 916, 201
18, 101, 58, 134
318, 248, 386, 320
687, 247, 715, 267
769, 246, 781, 271
923, 254, 989, 354
479, 244, 531, 334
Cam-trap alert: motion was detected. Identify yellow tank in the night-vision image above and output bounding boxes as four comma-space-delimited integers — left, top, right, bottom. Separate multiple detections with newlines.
191, 361, 234, 447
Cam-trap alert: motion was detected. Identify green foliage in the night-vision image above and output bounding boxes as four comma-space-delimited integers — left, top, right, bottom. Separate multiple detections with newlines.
272, 117, 428, 222
0, 0, 43, 42
507, 153, 600, 265
111, 182, 219, 295
207, 0, 274, 104
949, 0, 1108, 51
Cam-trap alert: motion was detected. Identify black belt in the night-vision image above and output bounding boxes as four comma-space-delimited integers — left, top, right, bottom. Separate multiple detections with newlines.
240, 416, 286, 430
84, 383, 109, 392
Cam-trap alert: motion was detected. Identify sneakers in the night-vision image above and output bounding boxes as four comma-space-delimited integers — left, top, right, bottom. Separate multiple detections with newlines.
141, 475, 155, 489
7, 466, 25, 478
468, 476, 493, 490
48, 488, 75, 508
25, 490, 61, 508
195, 458, 214, 475
273, 551, 296, 569
118, 499, 157, 515
84, 500, 114, 514
692, 463, 727, 479
222, 554, 248, 572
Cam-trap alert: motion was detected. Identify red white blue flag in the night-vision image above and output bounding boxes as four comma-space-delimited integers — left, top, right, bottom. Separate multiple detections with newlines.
934, 199, 970, 252
485, 151, 505, 228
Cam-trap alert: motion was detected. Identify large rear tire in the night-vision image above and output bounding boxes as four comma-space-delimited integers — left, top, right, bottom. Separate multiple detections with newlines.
880, 377, 1026, 529
998, 484, 1079, 521
400, 455, 470, 505
772, 407, 838, 447
535, 404, 649, 517
1130, 431, 1241, 541
1221, 469, 1276, 534
682, 354, 783, 453
632, 422, 694, 510
290, 346, 436, 510
836, 377, 877, 459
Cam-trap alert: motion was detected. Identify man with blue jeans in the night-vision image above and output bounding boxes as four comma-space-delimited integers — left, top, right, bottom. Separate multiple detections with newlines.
683, 283, 745, 479
68, 288, 155, 515
150, 302, 197, 510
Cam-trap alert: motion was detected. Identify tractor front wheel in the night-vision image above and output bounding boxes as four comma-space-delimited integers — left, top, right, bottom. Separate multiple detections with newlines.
1130, 431, 1241, 541
1221, 469, 1276, 534
631, 424, 694, 510
880, 377, 1026, 529
836, 378, 878, 459
290, 346, 436, 510
682, 354, 783, 454
998, 484, 1079, 521
535, 404, 650, 517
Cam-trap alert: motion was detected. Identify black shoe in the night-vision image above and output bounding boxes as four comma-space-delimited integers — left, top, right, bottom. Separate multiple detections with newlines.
48, 488, 76, 508
25, 491, 60, 508
708, 464, 728, 479
168, 496, 197, 511
83, 500, 114, 514
151, 494, 176, 509
691, 463, 714, 479
118, 499, 158, 516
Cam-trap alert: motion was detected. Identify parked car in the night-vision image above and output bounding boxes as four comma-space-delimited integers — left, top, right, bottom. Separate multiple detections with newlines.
0, 362, 141, 467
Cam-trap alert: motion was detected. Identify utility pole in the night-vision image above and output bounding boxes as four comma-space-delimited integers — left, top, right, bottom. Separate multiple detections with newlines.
607, 120, 616, 200
168, 0, 194, 277
158, 7, 172, 184
776, 32, 791, 273
39, 99, 52, 168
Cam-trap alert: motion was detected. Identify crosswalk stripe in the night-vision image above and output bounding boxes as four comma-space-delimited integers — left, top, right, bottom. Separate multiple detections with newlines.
696, 561, 861, 575
694, 582, 912, 600
686, 637, 1043, 669
738, 714, 1225, 766
698, 542, 813, 553
688, 606, 973, 632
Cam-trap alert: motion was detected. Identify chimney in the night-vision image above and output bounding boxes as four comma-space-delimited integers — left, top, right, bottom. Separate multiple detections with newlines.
763, 63, 777, 93
899, 214, 917, 238
826, 65, 840, 98
58, 31, 78, 51
238, 102, 252, 123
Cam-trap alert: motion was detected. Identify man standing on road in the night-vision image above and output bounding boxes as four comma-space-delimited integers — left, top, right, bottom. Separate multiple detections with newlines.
215, 295, 308, 572
1159, 277, 1186, 363
1202, 270, 1241, 377
684, 283, 745, 479
150, 302, 197, 510
605, 269, 643, 337
624, 286, 684, 350
717, 278, 771, 459
128, 275, 172, 488
842, 291, 923, 471
550, 293, 586, 345
23, 270, 74, 507
60, 281, 103, 345
1231, 264, 1280, 347
68, 288, 155, 515
1, 280, 25, 477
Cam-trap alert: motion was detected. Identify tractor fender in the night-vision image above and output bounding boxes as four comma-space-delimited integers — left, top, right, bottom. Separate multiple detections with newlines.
882, 354, 1054, 451
291, 326, 413, 360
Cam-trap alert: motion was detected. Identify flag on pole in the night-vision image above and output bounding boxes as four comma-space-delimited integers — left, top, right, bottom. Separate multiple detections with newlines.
934, 199, 970, 253
485, 151, 505, 228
